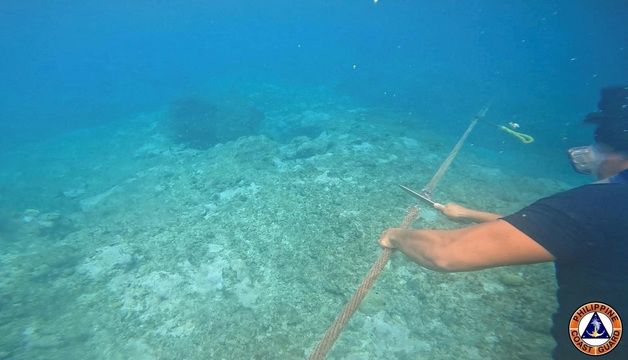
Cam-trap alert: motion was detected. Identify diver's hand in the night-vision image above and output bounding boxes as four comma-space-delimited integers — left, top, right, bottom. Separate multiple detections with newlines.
378, 228, 405, 249
433, 203, 470, 219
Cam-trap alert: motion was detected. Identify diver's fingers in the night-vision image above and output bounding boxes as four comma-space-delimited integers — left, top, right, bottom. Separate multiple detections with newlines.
433, 203, 444, 210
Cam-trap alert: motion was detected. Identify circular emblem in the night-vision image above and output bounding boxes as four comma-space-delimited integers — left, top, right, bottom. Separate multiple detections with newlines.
569, 302, 623, 356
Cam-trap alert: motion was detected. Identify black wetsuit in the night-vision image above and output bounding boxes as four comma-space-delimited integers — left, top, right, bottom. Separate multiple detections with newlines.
503, 169, 628, 359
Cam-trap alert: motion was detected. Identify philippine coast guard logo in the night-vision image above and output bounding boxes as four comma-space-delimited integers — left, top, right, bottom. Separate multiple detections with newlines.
569, 302, 623, 356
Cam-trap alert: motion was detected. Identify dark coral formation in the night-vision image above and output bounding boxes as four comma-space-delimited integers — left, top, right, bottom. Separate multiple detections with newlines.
165, 97, 264, 149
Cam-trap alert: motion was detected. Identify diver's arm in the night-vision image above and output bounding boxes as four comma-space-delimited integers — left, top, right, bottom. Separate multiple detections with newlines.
378, 220, 554, 272
434, 203, 501, 223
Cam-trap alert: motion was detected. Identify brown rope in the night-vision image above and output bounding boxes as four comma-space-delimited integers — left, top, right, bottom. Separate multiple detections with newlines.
423, 102, 491, 195
307, 206, 419, 360
423, 118, 478, 195
308, 102, 491, 359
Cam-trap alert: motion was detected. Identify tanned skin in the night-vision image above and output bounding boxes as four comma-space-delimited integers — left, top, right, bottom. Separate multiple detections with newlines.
379, 148, 628, 272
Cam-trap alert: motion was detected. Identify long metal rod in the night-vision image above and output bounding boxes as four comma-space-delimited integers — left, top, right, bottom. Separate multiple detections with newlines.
399, 184, 436, 206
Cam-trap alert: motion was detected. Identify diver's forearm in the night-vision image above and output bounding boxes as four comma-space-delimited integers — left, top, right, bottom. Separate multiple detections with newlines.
463, 209, 502, 223
435, 203, 502, 223
387, 229, 452, 272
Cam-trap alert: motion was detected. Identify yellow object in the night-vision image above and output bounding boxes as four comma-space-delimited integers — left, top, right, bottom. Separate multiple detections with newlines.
499, 125, 535, 144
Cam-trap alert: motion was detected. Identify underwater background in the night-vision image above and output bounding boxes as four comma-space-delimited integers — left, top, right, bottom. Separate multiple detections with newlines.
1, 1, 626, 359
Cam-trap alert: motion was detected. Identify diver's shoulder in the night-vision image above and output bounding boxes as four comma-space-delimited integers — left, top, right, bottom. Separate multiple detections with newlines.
544, 181, 627, 199
569, 182, 628, 196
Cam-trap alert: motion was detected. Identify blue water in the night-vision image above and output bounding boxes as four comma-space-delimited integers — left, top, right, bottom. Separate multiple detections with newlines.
2, 1, 626, 150
0, 1, 626, 359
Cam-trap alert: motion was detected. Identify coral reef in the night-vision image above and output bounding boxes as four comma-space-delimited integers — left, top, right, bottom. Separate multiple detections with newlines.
164, 97, 264, 149
0, 86, 573, 359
